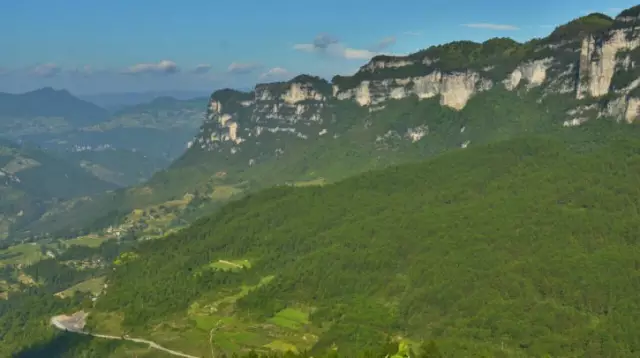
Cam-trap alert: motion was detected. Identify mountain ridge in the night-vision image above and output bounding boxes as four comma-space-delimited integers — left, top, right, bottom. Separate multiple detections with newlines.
0, 87, 109, 127
14, 5, 640, 241
186, 8, 637, 166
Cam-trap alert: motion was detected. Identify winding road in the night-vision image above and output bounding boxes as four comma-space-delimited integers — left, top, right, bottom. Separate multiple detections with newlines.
51, 315, 201, 358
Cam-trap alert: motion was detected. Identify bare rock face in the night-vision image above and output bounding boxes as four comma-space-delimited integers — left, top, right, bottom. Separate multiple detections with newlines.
577, 29, 640, 99
333, 70, 492, 111
604, 96, 640, 123
195, 77, 331, 154
504, 58, 553, 90
190, 6, 640, 157
362, 57, 415, 72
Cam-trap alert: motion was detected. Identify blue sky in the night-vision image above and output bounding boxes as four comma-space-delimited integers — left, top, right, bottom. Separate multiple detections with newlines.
0, 0, 635, 95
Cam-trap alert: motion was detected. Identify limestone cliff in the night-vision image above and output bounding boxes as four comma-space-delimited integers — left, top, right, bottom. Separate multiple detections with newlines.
333, 70, 492, 110
194, 76, 331, 160
577, 28, 640, 99
190, 6, 640, 159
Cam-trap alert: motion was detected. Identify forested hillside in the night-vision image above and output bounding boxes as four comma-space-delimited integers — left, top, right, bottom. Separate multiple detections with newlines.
0, 139, 116, 240
4, 6, 640, 358
20, 6, 640, 241
59, 122, 640, 357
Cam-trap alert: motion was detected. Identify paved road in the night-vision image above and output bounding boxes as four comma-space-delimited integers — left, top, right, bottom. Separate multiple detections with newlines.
51, 316, 201, 358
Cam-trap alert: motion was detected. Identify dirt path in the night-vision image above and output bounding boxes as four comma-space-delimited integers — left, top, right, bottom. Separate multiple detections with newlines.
51, 316, 201, 358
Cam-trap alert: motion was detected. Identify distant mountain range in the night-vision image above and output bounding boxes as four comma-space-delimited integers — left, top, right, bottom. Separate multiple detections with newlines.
20, 8, 640, 240
0, 138, 116, 240
0, 87, 109, 127
0, 87, 211, 239
78, 90, 212, 110
0, 87, 207, 169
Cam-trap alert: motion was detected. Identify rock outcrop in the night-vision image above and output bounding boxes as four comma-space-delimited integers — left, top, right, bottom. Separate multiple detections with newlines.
504, 58, 553, 90
333, 70, 493, 110
577, 28, 640, 99
191, 6, 640, 157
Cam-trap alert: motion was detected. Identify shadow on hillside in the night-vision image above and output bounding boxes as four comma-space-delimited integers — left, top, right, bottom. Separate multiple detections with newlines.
13, 332, 125, 358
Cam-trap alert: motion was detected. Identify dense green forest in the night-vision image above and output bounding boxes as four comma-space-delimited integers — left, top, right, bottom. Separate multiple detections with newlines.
61, 122, 640, 357
14, 335, 443, 358
4, 123, 640, 356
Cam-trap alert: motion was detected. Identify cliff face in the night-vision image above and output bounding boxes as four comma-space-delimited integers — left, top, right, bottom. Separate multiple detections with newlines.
333, 71, 493, 110
578, 28, 640, 99
192, 76, 331, 163
187, 7, 640, 165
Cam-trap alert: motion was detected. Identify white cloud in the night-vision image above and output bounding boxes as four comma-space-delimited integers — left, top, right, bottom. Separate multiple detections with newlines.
371, 36, 396, 52
30, 63, 61, 77
342, 47, 378, 60
259, 67, 290, 79
293, 43, 316, 52
293, 34, 401, 61
72, 65, 93, 77
227, 62, 261, 74
403, 31, 423, 36
462, 23, 520, 30
123, 60, 179, 75
192, 64, 212, 74
607, 7, 623, 15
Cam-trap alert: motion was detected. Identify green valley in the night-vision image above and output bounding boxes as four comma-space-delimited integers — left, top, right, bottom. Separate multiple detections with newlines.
5, 122, 640, 357
3, 5, 640, 358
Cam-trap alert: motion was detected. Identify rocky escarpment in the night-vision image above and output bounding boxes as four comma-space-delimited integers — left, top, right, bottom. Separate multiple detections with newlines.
189, 6, 640, 161
578, 26, 640, 99
191, 76, 332, 159
333, 71, 493, 110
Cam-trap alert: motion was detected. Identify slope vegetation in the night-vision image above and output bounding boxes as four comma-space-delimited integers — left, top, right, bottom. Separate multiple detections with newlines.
22, 4, 638, 239
0, 139, 116, 239
90, 123, 640, 357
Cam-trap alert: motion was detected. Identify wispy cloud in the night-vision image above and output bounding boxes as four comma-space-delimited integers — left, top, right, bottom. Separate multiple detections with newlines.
462, 23, 520, 30
30, 63, 61, 77
607, 7, 623, 15
370, 36, 397, 52
227, 62, 261, 74
294, 33, 400, 61
259, 67, 290, 80
123, 60, 179, 75
191, 64, 212, 74
403, 31, 423, 36
342, 48, 379, 60
70, 65, 94, 77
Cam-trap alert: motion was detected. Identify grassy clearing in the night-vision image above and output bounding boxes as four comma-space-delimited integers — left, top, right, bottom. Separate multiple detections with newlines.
293, 178, 326, 187
267, 308, 310, 330
3, 156, 40, 173
64, 236, 110, 248
210, 185, 243, 200
264, 340, 299, 353
17, 271, 36, 285
0, 235, 108, 267
0, 280, 20, 299
0, 243, 43, 266
219, 276, 274, 305
87, 311, 126, 335
209, 259, 251, 271
56, 276, 105, 298
95, 275, 319, 356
